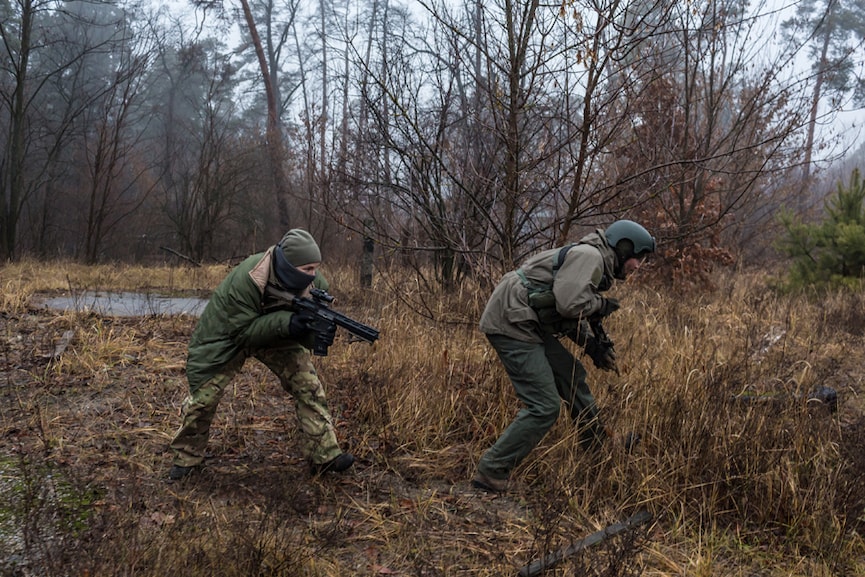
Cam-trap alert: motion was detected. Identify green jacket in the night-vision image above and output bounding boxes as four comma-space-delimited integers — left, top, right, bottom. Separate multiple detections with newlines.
479, 230, 617, 344
186, 246, 329, 388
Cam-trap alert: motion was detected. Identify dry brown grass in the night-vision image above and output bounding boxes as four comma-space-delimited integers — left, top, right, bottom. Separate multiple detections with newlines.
2, 260, 865, 576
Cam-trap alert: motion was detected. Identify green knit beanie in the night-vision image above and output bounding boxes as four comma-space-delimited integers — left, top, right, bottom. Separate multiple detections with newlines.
279, 229, 321, 266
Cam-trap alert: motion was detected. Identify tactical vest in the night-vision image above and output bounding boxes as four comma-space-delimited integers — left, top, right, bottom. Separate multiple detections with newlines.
515, 244, 576, 311
516, 242, 611, 333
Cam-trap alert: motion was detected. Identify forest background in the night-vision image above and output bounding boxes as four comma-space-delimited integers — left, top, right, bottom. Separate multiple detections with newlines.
2, 0, 865, 279
4, 0, 865, 575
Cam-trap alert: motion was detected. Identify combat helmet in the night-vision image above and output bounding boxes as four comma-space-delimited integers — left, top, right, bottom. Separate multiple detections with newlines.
604, 220, 655, 279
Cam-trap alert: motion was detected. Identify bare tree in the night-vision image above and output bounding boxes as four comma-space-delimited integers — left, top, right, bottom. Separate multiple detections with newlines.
348, 2, 584, 286
69, 11, 158, 263
238, 0, 292, 230
148, 30, 256, 262
341, 0, 838, 289
607, 0, 817, 282
345, 0, 676, 285
0, 0, 132, 259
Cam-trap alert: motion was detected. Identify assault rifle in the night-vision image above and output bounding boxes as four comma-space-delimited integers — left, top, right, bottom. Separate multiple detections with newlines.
589, 317, 614, 351
587, 317, 619, 375
292, 288, 380, 356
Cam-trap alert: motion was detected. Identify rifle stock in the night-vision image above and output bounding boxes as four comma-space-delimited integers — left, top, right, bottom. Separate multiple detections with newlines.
292, 289, 380, 356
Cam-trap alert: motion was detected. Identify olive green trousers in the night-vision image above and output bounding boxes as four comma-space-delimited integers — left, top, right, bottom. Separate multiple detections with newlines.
477, 333, 604, 481
170, 343, 342, 467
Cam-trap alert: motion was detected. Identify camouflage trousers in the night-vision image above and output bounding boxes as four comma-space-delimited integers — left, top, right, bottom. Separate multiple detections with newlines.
477, 332, 604, 481
169, 343, 343, 468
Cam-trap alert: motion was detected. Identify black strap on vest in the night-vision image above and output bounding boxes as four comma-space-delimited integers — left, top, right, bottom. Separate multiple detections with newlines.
552, 244, 576, 279
515, 244, 576, 295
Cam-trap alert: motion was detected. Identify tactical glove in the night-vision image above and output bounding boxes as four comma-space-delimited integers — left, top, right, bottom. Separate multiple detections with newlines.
596, 297, 620, 318
564, 321, 590, 347
584, 335, 618, 372
288, 309, 316, 337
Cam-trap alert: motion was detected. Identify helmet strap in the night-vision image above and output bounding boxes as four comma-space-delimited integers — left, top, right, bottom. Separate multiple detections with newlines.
613, 239, 634, 279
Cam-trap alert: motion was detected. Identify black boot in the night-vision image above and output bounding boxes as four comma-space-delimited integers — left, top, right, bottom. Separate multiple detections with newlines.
310, 453, 355, 475
168, 464, 195, 480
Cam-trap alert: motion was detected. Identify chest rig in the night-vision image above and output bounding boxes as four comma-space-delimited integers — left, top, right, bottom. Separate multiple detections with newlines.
516, 244, 575, 310
516, 243, 612, 313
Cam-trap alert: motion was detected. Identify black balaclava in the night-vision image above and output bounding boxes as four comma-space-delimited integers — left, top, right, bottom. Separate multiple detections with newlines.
272, 229, 320, 291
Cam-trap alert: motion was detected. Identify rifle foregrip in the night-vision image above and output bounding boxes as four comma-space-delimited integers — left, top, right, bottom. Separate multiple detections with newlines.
292, 296, 380, 344
333, 315, 380, 343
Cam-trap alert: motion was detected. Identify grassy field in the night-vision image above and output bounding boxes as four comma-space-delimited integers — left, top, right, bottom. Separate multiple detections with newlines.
1, 259, 864, 576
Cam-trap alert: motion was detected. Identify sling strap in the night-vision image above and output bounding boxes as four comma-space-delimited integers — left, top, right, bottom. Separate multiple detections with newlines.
515, 244, 576, 295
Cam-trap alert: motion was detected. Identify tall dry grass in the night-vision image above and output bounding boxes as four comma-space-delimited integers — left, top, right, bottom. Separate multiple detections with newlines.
1, 260, 864, 576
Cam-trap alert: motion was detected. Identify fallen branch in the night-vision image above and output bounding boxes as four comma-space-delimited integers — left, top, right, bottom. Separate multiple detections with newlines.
730, 385, 838, 413
159, 246, 201, 267
517, 509, 652, 577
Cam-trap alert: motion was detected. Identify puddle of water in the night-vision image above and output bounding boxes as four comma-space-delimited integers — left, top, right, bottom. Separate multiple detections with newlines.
34, 291, 208, 317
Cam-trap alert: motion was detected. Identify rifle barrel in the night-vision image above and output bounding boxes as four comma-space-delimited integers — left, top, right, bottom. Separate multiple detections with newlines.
331, 312, 379, 343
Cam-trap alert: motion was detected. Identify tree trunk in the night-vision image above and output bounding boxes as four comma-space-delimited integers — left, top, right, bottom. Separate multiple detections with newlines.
2, 0, 33, 260
239, 0, 291, 231
361, 218, 374, 288
801, 9, 834, 212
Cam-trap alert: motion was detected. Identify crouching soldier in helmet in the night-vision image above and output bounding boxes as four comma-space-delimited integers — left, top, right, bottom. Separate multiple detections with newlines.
472, 220, 656, 493
168, 229, 354, 480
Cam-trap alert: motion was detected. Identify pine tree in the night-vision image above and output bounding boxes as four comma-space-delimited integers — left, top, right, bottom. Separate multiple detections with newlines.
778, 168, 865, 290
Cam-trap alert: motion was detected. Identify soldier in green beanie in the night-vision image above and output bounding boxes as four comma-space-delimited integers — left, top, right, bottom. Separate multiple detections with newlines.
168, 229, 355, 480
